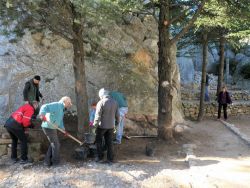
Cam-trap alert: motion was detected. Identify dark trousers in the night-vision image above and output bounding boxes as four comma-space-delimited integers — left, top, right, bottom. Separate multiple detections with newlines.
218, 103, 228, 119
96, 128, 114, 161
5, 127, 28, 160
42, 128, 60, 165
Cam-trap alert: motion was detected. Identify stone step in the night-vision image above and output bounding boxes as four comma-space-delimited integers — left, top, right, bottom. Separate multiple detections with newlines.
5, 142, 44, 162
0, 145, 7, 156
0, 138, 12, 145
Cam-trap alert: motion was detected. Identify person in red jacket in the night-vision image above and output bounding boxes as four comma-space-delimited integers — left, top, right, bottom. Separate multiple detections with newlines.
4, 101, 38, 164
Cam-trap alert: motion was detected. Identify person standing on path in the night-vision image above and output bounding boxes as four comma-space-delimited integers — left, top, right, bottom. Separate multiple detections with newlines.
4, 101, 39, 164
94, 88, 119, 164
39, 96, 72, 167
205, 74, 210, 102
217, 86, 232, 120
110, 90, 128, 144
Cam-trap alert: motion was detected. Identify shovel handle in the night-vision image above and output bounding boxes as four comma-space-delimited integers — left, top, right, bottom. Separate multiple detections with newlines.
47, 121, 84, 146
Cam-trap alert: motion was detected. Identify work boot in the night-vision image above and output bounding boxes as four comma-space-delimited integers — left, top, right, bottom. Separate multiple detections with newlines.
104, 160, 113, 165
20, 158, 33, 165
44, 161, 52, 167
113, 140, 121, 144
95, 157, 104, 163
11, 158, 19, 164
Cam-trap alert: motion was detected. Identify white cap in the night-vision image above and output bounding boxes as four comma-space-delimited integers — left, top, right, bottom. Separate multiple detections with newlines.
98, 88, 109, 99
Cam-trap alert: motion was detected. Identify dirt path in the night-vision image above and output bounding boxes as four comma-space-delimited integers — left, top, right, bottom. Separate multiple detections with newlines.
227, 115, 250, 136
182, 117, 250, 188
1, 117, 250, 188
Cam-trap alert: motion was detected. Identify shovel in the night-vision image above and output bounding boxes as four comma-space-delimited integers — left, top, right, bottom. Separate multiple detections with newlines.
45, 121, 90, 160
20, 114, 83, 146
21, 114, 88, 160
46, 121, 84, 146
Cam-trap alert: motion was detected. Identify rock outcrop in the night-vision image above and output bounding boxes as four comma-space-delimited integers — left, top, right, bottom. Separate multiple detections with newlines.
0, 16, 184, 135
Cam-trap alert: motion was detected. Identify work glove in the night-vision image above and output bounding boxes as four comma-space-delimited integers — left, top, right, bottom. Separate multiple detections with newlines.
29, 124, 35, 129
40, 115, 47, 122
64, 131, 70, 137
113, 127, 117, 134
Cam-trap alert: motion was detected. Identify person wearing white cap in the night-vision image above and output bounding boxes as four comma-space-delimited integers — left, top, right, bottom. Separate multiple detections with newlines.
94, 88, 119, 164
39, 96, 72, 167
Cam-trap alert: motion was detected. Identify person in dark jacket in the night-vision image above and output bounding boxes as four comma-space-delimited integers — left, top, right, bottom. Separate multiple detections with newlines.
94, 88, 120, 164
205, 74, 210, 102
23, 75, 43, 103
217, 86, 232, 120
4, 101, 38, 164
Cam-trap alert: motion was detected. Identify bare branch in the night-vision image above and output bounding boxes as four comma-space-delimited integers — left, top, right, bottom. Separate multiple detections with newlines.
171, 0, 208, 44
31, 14, 73, 43
169, 8, 190, 25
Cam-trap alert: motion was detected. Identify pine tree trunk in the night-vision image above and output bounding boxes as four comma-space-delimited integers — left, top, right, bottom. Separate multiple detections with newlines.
197, 33, 208, 121
217, 36, 225, 95
72, 22, 89, 138
158, 0, 174, 140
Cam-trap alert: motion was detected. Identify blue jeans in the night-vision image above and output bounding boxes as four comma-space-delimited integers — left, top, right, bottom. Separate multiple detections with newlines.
205, 86, 210, 102
116, 107, 128, 143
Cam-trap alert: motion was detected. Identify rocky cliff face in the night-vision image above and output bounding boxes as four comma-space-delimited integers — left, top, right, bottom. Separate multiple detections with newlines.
177, 44, 250, 89
0, 16, 183, 128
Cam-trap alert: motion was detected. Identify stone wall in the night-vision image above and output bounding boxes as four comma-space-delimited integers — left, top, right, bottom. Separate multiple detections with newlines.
182, 101, 250, 119
181, 89, 250, 101
182, 89, 250, 119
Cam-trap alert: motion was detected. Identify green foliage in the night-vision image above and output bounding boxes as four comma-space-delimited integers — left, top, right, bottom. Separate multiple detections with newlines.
229, 60, 238, 75
212, 59, 239, 76
194, 0, 250, 48
240, 64, 250, 79
0, 0, 129, 41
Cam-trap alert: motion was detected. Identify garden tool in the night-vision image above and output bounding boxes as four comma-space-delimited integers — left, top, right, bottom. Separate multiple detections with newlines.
45, 121, 91, 160
19, 113, 89, 160
46, 121, 84, 146
14, 113, 82, 145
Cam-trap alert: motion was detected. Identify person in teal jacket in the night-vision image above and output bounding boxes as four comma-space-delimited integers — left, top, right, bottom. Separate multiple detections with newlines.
39, 96, 72, 167
109, 91, 128, 144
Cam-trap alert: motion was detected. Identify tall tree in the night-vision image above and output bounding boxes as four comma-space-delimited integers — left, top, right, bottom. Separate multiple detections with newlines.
216, 0, 250, 94
217, 34, 226, 95
194, 0, 250, 119
119, 0, 207, 140
157, 0, 207, 140
197, 33, 208, 121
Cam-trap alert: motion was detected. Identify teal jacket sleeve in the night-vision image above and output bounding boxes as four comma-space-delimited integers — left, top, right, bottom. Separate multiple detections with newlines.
39, 102, 65, 129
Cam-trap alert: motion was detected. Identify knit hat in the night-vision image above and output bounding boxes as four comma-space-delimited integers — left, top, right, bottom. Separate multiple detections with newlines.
34, 75, 41, 81
98, 88, 109, 99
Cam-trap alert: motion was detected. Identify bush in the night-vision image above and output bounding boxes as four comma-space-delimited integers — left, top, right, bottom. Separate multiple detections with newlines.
240, 64, 250, 79
229, 60, 238, 75
213, 60, 239, 76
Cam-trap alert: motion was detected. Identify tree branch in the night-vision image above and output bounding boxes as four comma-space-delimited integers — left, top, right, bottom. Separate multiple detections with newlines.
169, 8, 190, 25
31, 14, 74, 43
170, 0, 208, 44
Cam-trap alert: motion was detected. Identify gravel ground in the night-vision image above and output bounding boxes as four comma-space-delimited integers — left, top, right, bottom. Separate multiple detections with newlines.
0, 157, 182, 188
1, 117, 250, 188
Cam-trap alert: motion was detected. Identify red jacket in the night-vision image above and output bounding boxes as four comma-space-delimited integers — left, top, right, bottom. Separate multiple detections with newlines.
11, 104, 35, 127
